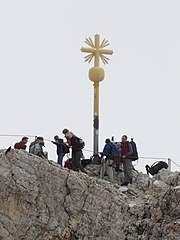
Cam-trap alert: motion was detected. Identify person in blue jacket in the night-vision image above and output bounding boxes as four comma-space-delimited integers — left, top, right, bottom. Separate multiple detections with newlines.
100, 139, 115, 183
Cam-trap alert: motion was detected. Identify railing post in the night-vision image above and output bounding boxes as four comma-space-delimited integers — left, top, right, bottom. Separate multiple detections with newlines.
168, 158, 172, 171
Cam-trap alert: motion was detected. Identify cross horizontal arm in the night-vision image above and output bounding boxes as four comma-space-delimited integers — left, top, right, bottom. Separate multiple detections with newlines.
81, 47, 97, 53
99, 49, 113, 55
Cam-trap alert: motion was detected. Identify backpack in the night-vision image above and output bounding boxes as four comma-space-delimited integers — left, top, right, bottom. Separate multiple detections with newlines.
146, 161, 168, 176
29, 141, 36, 153
79, 138, 85, 149
129, 139, 139, 161
64, 158, 72, 169
81, 158, 92, 167
76, 138, 85, 149
29, 143, 36, 154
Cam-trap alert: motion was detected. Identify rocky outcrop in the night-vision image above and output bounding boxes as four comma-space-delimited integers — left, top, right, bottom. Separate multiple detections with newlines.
0, 149, 179, 240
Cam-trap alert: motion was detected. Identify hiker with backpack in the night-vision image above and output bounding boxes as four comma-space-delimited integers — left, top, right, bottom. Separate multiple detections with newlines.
62, 128, 76, 144
100, 138, 120, 183
29, 136, 47, 159
51, 135, 69, 166
121, 135, 133, 186
64, 130, 87, 174
62, 128, 85, 160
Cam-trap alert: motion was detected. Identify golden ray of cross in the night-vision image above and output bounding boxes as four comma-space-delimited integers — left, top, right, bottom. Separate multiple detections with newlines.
81, 34, 113, 67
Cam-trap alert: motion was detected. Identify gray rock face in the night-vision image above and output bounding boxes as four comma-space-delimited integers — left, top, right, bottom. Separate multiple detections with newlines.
0, 149, 179, 240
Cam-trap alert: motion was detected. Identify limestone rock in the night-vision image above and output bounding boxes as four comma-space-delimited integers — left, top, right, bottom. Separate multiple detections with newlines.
0, 149, 179, 240
152, 180, 168, 190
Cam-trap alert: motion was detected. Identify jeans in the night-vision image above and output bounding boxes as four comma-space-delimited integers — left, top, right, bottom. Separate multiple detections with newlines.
57, 153, 65, 166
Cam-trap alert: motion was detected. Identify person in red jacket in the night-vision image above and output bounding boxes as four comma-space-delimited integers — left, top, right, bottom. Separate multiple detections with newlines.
14, 137, 29, 150
121, 135, 133, 186
62, 129, 76, 144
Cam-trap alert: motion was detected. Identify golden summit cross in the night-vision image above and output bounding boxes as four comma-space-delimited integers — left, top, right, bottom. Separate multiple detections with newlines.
81, 34, 113, 67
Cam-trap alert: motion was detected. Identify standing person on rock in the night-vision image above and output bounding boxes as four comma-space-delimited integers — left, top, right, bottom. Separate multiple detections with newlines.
14, 137, 29, 150
64, 131, 87, 174
100, 138, 115, 183
52, 135, 69, 166
62, 128, 85, 160
121, 135, 133, 186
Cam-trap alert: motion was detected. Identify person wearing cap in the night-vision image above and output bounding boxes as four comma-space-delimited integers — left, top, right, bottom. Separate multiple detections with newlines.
14, 137, 29, 150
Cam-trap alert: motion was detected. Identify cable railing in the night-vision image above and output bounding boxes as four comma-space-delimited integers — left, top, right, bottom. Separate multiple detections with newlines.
0, 134, 36, 138
0, 133, 179, 170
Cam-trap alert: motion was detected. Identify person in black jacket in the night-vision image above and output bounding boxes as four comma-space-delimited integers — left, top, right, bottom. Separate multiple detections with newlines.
52, 135, 66, 166
68, 134, 87, 173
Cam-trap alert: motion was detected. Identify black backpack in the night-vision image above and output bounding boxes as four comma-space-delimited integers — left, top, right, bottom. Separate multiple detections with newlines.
77, 138, 85, 149
129, 139, 139, 161
145, 161, 168, 176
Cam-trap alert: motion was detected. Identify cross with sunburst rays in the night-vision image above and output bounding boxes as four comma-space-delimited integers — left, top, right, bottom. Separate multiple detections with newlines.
81, 34, 113, 66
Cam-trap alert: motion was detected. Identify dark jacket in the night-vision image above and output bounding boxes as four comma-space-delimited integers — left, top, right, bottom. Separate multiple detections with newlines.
69, 136, 82, 153
53, 139, 64, 155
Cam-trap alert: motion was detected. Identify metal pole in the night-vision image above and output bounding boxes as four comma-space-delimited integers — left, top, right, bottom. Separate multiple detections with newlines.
168, 158, 172, 171
93, 35, 100, 157
93, 82, 99, 155
81, 34, 113, 162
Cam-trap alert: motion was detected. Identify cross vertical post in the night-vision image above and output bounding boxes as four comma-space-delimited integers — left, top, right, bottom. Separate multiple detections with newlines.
94, 34, 100, 67
81, 34, 113, 161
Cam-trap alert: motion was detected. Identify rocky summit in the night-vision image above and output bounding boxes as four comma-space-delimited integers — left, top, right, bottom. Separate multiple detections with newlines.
0, 149, 179, 240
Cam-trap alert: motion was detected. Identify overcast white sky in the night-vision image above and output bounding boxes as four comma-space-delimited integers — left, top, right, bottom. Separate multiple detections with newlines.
0, 0, 180, 172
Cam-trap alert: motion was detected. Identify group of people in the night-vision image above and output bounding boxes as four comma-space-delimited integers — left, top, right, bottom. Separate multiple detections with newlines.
14, 136, 48, 159
13, 129, 88, 174
100, 135, 138, 186
13, 129, 139, 186
52, 129, 87, 173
